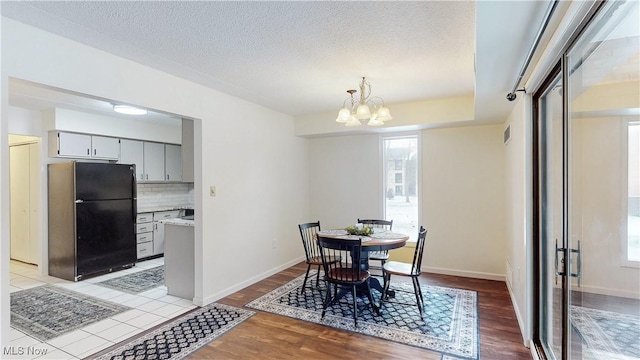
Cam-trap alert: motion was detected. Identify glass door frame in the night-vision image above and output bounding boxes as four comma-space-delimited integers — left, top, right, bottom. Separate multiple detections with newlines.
531, 1, 608, 359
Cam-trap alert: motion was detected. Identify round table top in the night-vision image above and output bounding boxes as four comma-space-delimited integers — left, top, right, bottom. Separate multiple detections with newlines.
317, 229, 409, 249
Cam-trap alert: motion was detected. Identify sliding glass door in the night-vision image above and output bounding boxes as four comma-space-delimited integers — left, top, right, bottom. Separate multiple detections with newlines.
536, 1, 640, 359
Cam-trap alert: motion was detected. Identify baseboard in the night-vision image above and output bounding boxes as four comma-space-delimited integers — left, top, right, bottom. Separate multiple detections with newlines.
506, 280, 528, 346
578, 284, 640, 300
423, 266, 505, 282
195, 256, 305, 306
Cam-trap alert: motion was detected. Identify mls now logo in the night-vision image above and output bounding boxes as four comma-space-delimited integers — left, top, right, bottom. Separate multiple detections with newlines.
3, 346, 48, 356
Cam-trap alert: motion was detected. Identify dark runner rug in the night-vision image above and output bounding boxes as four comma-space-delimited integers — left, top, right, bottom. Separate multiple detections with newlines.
89, 303, 255, 360
96, 266, 164, 294
246, 271, 479, 359
571, 305, 640, 360
10, 285, 130, 341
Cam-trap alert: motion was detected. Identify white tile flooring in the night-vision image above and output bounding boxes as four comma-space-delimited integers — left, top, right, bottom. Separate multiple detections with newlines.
7, 257, 196, 360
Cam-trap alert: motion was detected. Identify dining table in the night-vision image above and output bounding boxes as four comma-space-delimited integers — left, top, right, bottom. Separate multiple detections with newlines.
316, 229, 409, 297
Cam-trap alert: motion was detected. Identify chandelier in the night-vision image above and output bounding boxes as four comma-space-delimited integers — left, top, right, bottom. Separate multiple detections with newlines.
335, 77, 392, 127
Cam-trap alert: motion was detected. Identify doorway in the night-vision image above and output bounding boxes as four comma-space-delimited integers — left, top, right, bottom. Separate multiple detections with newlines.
534, 1, 640, 359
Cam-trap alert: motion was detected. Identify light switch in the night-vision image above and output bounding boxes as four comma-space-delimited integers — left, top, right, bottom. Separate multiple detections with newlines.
210, 186, 216, 197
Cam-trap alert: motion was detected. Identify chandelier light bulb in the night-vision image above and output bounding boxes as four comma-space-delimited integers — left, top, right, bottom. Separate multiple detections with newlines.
377, 106, 392, 121
345, 116, 362, 127
355, 103, 371, 119
336, 107, 351, 123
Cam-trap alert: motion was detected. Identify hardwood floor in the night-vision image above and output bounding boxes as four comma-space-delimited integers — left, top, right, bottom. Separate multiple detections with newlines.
191, 262, 532, 359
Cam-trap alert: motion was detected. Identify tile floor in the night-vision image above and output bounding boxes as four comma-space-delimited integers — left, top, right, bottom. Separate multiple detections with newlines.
7, 257, 196, 360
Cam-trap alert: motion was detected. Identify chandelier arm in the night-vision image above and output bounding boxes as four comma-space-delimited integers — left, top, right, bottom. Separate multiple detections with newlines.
359, 77, 371, 103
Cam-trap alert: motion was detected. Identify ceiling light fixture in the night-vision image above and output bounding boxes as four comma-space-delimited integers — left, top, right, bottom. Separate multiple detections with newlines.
113, 104, 147, 115
336, 77, 392, 127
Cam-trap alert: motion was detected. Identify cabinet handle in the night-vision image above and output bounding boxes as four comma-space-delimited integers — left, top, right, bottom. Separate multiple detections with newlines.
94, 149, 97, 156
87, 148, 90, 155
146, 174, 148, 180
167, 174, 170, 181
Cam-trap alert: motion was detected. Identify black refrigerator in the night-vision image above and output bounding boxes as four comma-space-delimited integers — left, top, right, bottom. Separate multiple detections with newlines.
48, 162, 137, 281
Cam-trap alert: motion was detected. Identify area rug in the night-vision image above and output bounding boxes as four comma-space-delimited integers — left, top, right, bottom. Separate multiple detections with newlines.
10, 285, 130, 341
246, 271, 479, 360
89, 303, 255, 360
96, 266, 164, 294
571, 305, 640, 360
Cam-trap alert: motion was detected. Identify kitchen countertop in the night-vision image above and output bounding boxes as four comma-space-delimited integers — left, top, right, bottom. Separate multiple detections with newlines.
137, 206, 194, 213
159, 218, 195, 227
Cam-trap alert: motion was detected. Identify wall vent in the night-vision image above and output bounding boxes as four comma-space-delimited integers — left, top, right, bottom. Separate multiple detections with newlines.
504, 124, 511, 145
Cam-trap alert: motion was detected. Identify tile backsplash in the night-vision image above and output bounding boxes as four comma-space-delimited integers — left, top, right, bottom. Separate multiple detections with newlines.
137, 183, 194, 210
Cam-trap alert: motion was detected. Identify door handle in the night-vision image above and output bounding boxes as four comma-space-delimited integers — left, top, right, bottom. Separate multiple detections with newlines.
554, 239, 581, 287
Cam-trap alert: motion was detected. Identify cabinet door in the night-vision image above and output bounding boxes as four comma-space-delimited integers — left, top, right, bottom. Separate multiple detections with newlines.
153, 221, 165, 256
165, 144, 182, 182
91, 136, 120, 160
57, 132, 91, 158
143, 142, 165, 182
119, 139, 145, 181
10, 145, 31, 263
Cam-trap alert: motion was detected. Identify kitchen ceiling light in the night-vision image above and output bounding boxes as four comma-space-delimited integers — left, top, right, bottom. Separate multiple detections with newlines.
113, 104, 147, 115
336, 77, 392, 127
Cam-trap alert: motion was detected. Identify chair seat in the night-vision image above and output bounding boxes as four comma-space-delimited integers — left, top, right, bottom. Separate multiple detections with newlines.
307, 255, 339, 266
369, 252, 389, 261
383, 261, 418, 276
327, 267, 370, 282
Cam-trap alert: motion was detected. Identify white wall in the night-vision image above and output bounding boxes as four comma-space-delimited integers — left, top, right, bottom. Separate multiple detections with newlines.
422, 125, 506, 279
308, 134, 381, 229
504, 97, 532, 343
0, 18, 309, 346
309, 125, 507, 280
571, 116, 640, 298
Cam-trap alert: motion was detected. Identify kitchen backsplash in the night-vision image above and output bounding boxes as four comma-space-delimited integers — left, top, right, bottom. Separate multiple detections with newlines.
137, 183, 194, 210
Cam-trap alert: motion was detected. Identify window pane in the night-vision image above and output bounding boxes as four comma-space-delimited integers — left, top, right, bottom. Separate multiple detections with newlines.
383, 136, 419, 239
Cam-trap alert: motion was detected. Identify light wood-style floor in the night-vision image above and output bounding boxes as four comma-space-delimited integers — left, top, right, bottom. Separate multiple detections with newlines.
190, 262, 532, 360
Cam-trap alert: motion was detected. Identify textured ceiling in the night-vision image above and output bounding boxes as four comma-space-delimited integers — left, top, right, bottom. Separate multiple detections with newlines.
2, 1, 565, 127
2, 1, 476, 117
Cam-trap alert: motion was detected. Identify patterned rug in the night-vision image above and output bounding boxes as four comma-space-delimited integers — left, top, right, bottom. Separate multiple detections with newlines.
571, 305, 640, 360
96, 266, 164, 294
246, 272, 479, 359
10, 285, 130, 341
89, 303, 255, 360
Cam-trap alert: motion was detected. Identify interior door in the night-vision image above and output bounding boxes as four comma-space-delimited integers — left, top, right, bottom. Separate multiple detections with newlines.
10, 144, 31, 263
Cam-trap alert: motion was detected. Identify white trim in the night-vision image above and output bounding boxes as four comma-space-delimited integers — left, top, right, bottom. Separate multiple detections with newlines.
578, 285, 640, 300
530, 344, 543, 360
194, 256, 305, 306
423, 266, 505, 282
507, 277, 529, 347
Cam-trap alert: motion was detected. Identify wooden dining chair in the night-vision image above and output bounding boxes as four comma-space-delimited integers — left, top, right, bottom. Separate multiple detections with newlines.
380, 226, 428, 318
357, 219, 393, 276
298, 221, 324, 295
317, 235, 377, 327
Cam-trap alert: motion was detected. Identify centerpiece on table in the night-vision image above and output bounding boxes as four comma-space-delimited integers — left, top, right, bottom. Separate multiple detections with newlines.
345, 223, 374, 236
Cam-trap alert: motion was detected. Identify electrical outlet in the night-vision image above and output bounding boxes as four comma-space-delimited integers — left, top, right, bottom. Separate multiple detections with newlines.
210, 186, 216, 197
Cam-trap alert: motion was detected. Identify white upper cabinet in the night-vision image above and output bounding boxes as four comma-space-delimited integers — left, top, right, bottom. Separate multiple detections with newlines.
50, 132, 91, 158
119, 139, 145, 181
49, 131, 119, 160
91, 136, 120, 159
165, 144, 182, 182
143, 142, 165, 182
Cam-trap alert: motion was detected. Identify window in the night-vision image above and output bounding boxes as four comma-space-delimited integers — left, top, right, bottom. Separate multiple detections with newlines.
383, 135, 419, 240
394, 160, 402, 170
628, 122, 640, 262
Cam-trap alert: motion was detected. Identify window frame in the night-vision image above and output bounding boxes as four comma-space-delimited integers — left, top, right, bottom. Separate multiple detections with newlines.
622, 120, 640, 268
380, 132, 422, 242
